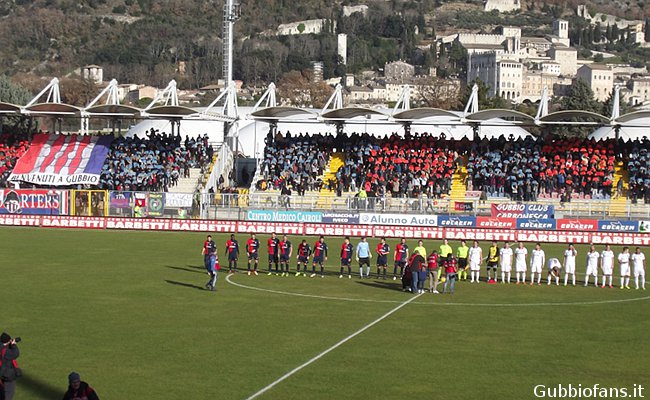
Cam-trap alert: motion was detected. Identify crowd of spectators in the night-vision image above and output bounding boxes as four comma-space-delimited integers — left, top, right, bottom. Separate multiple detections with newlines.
258, 132, 331, 193
0, 130, 30, 187
468, 136, 615, 201
99, 129, 213, 192
336, 132, 462, 199
256, 132, 632, 203
625, 140, 650, 204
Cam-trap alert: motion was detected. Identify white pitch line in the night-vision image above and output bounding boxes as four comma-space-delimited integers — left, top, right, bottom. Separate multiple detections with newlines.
244, 293, 423, 400
225, 275, 650, 307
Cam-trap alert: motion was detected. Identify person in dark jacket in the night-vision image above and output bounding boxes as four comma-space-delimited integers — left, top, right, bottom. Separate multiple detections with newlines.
63, 372, 99, 400
0, 332, 20, 400
408, 251, 426, 294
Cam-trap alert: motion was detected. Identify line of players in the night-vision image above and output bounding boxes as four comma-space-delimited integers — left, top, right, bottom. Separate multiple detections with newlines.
204, 234, 647, 290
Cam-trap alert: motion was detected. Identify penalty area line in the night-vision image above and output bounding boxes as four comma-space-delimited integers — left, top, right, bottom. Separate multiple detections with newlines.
244, 293, 423, 400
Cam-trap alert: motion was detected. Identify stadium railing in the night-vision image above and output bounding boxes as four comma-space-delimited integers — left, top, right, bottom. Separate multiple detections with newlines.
6, 189, 650, 219
208, 193, 650, 219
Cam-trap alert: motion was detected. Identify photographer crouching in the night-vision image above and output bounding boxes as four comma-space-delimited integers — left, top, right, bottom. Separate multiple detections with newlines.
0, 332, 20, 400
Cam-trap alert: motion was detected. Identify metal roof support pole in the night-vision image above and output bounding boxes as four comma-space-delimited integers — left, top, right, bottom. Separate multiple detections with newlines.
463, 84, 479, 117
534, 86, 549, 126
144, 80, 179, 112
321, 84, 343, 114
392, 85, 411, 116
26, 78, 61, 107
252, 83, 277, 113
610, 84, 620, 122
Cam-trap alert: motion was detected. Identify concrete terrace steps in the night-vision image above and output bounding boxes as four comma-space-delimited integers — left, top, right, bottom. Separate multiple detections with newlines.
320, 152, 345, 192
168, 168, 201, 194
448, 158, 468, 201
609, 161, 629, 217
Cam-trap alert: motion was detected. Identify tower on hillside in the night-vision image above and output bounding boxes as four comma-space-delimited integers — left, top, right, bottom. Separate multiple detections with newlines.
338, 33, 348, 65
553, 20, 569, 39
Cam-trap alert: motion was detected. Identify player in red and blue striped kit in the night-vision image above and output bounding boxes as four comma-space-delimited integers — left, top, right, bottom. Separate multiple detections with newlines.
225, 234, 239, 274
393, 238, 409, 280
311, 236, 328, 278
376, 238, 390, 280
279, 235, 292, 277
246, 234, 260, 276
296, 239, 311, 277
267, 233, 280, 276
339, 236, 354, 279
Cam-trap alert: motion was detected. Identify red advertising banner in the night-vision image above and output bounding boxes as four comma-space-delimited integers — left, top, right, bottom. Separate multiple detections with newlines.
590, 232, 650, 246
476, 217, 517, 229
3, 216, 650, 246
303, 224, 373, 237
454, 201, 473, 212
556, 219, 599, 232
41, 216, 105, 229
105, 218, 170, 231
0, 215, 41, 226
444, 228, 517, 242
168, 219, 237, 232
237, 221, 303, 235
515, 229, 592, 244
373, 226, 445, 239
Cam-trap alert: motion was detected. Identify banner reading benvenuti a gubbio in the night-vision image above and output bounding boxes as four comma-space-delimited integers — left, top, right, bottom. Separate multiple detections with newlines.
9, 133, 113, 186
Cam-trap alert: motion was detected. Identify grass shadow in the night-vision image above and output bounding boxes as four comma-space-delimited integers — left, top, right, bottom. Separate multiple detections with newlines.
185, 264, 206, 270
164, 279, 207, 291
18, 372, 62, 399
355, 280, 404, 291
164, 265, 207, 275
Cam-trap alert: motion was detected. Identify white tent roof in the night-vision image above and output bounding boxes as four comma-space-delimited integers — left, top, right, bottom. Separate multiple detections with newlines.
477, 118, 533, 140
589, 118, 650, 142
126, 118, 224, 144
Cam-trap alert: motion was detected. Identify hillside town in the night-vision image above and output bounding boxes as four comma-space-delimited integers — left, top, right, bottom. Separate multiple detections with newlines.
62, 2, 650, 112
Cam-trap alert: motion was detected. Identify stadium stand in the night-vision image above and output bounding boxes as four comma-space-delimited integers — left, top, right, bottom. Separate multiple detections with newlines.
467, 137, 615, 201
257, 132, 332, 193
257, 132, 621, 202
99, 130, 213, 192
625, 141, 650, 204
338, 132, 461, 199
0, 131, 30, 187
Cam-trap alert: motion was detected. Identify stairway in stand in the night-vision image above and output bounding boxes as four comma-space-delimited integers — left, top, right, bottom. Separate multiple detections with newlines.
448, 159, 468, 202
317, 152, 345, 209
608, 161, 629, 217
168, 168, 201, 194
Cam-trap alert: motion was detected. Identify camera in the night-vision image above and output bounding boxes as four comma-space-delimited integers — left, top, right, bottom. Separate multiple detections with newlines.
14, 337, 21, 343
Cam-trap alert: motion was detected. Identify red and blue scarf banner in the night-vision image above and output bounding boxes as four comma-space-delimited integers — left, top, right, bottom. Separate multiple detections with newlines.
9, 133, 113, 186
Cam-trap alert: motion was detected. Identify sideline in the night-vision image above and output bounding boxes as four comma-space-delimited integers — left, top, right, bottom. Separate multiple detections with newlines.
226, 275, 650, 307
244, 292, 423, 400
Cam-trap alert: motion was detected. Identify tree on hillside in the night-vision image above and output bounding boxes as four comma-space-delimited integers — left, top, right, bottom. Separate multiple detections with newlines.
0, 75, 32, 105
601, 89, 630, 117
560, 78, 601, 114
646, 18, 650, 43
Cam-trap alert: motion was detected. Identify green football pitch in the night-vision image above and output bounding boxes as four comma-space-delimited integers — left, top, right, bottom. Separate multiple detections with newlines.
2, 227, 648, 399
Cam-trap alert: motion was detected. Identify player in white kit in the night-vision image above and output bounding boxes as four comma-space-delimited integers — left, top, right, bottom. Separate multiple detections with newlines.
631, 247, 646, 290
529, 243, 545, 285
468, 240, 483, 283
499, 242, 513, 284
563, 244, 577, 286
600, 244, 615, 288
547, 257, 562, 285
514, 242, 528, 285
584, 245, 600, 287
618, 247, 631, 289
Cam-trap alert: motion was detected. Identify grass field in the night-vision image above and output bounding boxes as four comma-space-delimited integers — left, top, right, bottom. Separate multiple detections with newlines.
2, 227, 649, 399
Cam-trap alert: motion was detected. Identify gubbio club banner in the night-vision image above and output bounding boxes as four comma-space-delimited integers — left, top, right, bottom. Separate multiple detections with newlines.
9, 134, 113, 186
